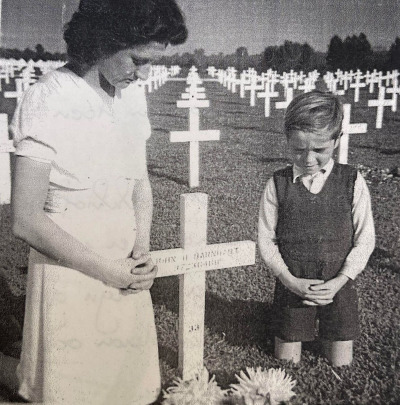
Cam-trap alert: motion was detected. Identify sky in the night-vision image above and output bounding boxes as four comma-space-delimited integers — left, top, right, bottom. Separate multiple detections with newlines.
1, 0, 399, 55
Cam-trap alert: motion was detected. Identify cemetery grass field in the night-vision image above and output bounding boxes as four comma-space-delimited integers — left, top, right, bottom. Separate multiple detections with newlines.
0, 78, 399, 404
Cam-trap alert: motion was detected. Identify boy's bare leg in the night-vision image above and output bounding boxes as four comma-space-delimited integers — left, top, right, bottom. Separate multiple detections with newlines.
321, 340, 353, 367
275, 337, 301, 363
0, 353, 19, 393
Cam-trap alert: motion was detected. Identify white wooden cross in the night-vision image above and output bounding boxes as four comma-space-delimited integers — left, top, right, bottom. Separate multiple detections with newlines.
226, 67, 237, 92
280, 74, 294, 97
337, 104, 368, 164
275, 87, 294, 110
298, 77, 316, 93
244, 74, 263, 107
386, 77, 400, 112
257, 81, 279, 117
4, 78, 25, 103
207, 66, 217, 78
367, 70, 381, 94
0, 114, 15, 205
186, 73, 203, 88
368, 86, 395, 129
239, 73, 250, 98
170, 98, 220, 188
350, 73, 366, 103
151, 193, 256, 380
340, 71, 351, 91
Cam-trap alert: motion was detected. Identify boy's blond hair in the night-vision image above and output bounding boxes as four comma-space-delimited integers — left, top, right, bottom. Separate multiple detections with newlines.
284, 91, 343, 140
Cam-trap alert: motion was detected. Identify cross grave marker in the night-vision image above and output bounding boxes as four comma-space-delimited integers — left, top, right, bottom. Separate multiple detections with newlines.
150, 193, 256, 380
275, 87, 294, 110
257, 82, 279, 117
170, 96, 220, 188
337, 104, 368, 164
368, 86, 395, 129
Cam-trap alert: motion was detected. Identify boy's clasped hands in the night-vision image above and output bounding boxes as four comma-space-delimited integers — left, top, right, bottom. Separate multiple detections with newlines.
278, 272, 349, 306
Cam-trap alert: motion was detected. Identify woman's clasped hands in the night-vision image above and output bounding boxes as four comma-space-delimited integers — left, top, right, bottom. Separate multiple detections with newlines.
103, 254, 158, 294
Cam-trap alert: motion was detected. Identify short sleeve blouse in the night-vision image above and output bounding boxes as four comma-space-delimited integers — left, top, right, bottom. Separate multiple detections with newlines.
10, 67, 151, 189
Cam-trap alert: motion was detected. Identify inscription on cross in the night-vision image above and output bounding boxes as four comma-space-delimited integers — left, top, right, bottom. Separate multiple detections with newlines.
151, 193, 256, 380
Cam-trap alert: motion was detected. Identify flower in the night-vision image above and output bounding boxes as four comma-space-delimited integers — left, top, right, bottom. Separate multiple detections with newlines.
162, 367, 228, 405
230, 367, 296, 405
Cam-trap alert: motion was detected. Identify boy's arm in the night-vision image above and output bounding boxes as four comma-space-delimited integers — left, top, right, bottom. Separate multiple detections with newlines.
258, 178, 324, 300
339, 171, 375, 279
307, 171, 375, 305
258, 178, 290, 277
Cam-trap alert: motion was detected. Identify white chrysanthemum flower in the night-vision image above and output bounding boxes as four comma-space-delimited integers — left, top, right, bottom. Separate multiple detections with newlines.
162, 367, 228, 405
230, 367, 296, 405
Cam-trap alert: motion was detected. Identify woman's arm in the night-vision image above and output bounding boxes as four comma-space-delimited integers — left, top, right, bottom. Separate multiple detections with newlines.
11, 156, 155, 289
131, 173, 153, 258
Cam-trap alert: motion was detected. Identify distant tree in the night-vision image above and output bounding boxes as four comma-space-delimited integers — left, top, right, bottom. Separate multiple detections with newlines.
387, 37, 400, 69
326, 35, 344, 71
261, 41, 316, 73
193, 48, 207, 70
21, 47, 36, 61
35, 44, 45, 59
235, 46, 249, 71
340, 33, 373, 71
342, 35, 358, 70
299, 43, 313, 70
262, 46, 278, 71
357, 33, 373, 69
180, 52, 196, 68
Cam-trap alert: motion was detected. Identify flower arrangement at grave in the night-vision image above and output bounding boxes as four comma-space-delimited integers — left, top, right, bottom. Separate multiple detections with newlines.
230, 367, 296, 405
162, 366, 296, 405
162, 367, 229, 404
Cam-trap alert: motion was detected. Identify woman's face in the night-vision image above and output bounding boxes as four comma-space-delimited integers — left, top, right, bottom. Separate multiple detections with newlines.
97, 41, 167, 89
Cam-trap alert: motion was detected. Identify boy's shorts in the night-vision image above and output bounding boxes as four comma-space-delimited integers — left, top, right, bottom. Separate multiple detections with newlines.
273, 258, 360, 342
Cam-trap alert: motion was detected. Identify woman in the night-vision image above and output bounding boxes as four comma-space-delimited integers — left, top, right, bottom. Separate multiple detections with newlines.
8, 0, 187, 403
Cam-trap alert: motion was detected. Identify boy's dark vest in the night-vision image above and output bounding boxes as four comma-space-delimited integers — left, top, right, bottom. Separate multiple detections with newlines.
273, 163, 357, 279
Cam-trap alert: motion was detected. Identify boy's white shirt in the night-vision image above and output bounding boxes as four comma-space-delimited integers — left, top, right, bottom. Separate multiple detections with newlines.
258, 158, 375, 280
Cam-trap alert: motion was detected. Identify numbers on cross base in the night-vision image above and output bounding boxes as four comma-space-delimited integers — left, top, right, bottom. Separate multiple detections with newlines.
189, 324, 200, 333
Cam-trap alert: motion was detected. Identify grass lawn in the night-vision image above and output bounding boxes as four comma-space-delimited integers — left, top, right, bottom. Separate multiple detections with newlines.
0, 75, 399, 404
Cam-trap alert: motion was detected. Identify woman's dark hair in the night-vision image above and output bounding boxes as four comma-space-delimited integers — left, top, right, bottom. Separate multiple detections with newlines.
64, 0, 188, 66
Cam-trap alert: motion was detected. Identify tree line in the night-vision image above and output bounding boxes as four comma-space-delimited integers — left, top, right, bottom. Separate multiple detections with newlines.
1, 34, 399, 74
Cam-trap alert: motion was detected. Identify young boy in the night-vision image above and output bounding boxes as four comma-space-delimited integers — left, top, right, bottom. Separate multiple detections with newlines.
258, 91, 375, 367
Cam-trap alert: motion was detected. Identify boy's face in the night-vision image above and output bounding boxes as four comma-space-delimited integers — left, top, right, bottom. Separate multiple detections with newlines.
287, 130, 338, 175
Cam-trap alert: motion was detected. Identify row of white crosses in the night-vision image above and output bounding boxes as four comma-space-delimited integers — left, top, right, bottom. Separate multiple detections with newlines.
0, 58, 181, 102
210, 66, 318, 117
159, 66, 255, 379
141, 65, 182, 93
212, 65, 399, 129
0, 60, 64, 203
324, 69, 399, 128
324, 69, 399, 99
208, 65, 394, 165
0, 59, 63, 103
